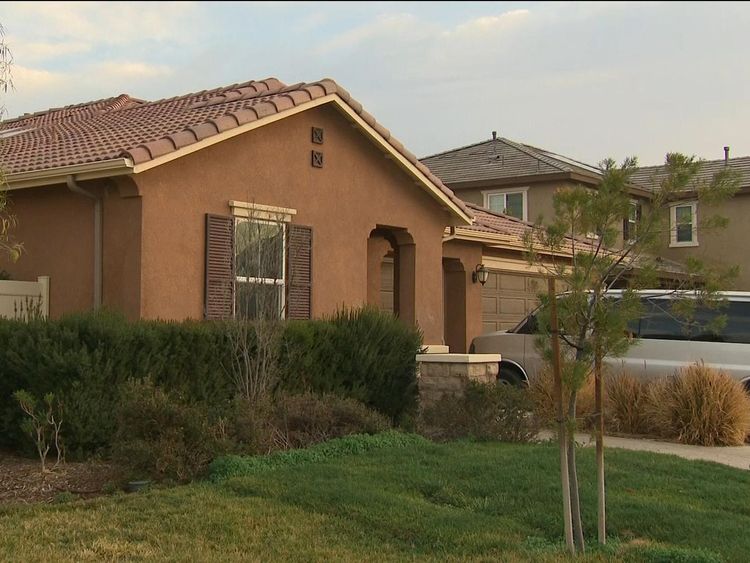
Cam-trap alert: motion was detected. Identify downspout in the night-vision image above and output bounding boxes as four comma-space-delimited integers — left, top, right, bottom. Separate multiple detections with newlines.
67, 175, 102, 309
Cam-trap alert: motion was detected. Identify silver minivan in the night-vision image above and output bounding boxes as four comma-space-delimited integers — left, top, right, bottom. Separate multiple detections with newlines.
470, 290, 750, 390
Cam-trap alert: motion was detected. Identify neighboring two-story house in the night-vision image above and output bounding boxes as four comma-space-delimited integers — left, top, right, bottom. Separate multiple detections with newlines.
422, 135, 747, 333
630, 153, 750, 290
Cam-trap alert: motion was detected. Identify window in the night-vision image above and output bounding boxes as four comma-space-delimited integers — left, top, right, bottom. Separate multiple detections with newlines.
234, 219, 285, 319
638, 298, 689, 341
670, 202, 698, 247
484, 188, 528, 220
623, 200, 641, 243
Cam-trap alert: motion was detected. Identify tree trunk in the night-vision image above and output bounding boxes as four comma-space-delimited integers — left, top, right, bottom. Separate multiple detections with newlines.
595, 349, 606, 544
548, 277, 575, 555
567, 391, 585, 553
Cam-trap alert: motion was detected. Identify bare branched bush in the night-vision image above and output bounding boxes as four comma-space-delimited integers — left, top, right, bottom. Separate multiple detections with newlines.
13, 390, 64, 472
225, 205, 291, 404
646, 363, 750, 446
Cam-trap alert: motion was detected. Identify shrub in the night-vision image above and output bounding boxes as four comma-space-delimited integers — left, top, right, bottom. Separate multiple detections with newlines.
420, 380, 539, 443
0, 307, 420, 456
528, 367, 596, 429
0, 312, 232, 456
112, 379, 229, 482
606, 371, 652, 435
230, 392, 390, 454
646, 363, 750, 446
280, 307, 422, 423
271, 392, 390, 449
209, 431, 428, 481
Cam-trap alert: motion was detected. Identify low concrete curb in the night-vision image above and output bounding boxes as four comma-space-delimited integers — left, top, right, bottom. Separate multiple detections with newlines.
538, 430, 750, 470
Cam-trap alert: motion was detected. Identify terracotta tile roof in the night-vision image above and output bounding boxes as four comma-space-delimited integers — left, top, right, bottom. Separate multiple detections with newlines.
0, 77, 470, 218
420, 137, 602, 185
462, 202, 536, 239
464, 202, 688, 275
631, 156, 750, 192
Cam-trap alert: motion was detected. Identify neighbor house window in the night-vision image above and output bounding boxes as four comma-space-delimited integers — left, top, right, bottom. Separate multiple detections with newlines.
484, 188, 528, 220
234, 219, 286, 319
623, 200, 642, 243
670, 202, 698, 247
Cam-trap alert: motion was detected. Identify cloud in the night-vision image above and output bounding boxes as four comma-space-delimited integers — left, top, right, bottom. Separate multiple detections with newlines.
94, 61, 172, 79
7, 37, 91, 63
448, 9, 531, 37
11, 65, 65, 92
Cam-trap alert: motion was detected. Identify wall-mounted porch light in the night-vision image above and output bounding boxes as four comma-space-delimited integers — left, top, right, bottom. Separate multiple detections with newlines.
472, 264, 489, 285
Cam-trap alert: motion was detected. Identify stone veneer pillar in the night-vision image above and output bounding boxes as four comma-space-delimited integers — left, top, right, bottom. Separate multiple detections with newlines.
416, 353, 501, 406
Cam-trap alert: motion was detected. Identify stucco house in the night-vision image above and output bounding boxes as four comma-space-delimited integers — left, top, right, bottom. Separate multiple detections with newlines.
421, 136, 744, 333
630, 151, 750, 289
1, 77, 512, 352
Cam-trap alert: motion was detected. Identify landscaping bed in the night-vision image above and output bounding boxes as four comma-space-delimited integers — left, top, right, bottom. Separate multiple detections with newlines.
0, 451, 118, 504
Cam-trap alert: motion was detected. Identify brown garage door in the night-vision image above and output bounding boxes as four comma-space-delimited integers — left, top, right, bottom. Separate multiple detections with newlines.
482, 270, 542, 333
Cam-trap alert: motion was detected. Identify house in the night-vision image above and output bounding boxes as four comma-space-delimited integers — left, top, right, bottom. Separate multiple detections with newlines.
630, 151, 750, 290
421, 135, 735, 333
0, 77, 497, 352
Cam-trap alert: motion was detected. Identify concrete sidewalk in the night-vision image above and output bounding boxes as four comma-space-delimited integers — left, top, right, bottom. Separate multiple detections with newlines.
538, 431, 750, 470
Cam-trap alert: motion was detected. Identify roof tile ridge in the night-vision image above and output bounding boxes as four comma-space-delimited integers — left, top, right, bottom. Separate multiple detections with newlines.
419, 139, 496, 161
137, 78, 286, 110
522, 142, 601, 173
2, 94, 133, 125
499, 137, 569, 172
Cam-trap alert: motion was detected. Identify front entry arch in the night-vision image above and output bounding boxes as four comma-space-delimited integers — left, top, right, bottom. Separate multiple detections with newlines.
366, 226, 415, 325
443, 257, 467, 353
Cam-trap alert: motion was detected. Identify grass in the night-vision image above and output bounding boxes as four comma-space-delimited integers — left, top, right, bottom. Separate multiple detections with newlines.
1, 437, 749, 562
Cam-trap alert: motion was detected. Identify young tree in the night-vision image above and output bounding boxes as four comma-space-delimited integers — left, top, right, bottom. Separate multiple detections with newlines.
525, 154, 740, 554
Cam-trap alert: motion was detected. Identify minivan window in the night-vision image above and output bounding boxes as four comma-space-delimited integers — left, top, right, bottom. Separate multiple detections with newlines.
514, 313, 538, 334
689, 301, 750, 344
638, 298, 689, 341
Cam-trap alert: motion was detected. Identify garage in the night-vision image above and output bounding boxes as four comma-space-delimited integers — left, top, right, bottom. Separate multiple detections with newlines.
481, 269, 542, 333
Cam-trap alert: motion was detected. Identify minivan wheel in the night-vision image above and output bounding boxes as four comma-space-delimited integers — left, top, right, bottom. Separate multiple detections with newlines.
497, 363, 526, 387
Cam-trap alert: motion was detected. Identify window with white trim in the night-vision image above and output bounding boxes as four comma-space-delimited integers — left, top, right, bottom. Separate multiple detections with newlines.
624, 200, 641, 243
234, 218, 286, 319
670, 202, 698, 247
484, 188, 527, 220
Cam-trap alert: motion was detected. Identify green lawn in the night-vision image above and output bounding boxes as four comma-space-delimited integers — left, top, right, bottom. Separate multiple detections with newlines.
1, 438, 748, 562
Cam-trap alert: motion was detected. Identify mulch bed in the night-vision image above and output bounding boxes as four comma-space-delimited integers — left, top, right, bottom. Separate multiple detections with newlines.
0, 452, 121, 504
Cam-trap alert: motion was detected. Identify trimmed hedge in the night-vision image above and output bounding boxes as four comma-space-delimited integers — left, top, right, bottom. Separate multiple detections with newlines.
0, 307, 421, 456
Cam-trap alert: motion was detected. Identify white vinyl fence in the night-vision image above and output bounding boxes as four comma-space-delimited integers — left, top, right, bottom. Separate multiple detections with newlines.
0, 276, 49, 319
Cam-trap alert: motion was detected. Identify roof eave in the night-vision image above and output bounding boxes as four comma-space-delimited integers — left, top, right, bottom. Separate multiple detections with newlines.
4, 158, 134, 190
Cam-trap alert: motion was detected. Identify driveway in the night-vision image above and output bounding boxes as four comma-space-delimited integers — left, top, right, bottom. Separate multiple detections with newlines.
538, 431, 750, 470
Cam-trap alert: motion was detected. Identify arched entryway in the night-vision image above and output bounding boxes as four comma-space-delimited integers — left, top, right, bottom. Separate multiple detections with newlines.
367, 227, 415, 324
443, 257, 467, 353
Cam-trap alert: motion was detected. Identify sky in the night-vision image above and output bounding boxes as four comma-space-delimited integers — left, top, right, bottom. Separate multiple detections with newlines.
1, 1, 748, 166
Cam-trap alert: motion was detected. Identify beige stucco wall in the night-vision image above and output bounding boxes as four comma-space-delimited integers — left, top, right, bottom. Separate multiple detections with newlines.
452, 180, 574, 223
1, 184, 95, 317
133, 104, 453, 343
659, 193, 750, 289
442, 239, 483, 352
1, 181, 143, 319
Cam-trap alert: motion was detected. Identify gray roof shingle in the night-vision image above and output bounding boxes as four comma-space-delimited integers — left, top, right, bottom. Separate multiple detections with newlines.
420, 137, 601, 185
630, 157, 750, 192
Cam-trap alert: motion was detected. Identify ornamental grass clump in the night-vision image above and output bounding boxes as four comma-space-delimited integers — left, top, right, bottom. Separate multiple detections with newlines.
605, 371, 652, 436
646, 363, 750, 446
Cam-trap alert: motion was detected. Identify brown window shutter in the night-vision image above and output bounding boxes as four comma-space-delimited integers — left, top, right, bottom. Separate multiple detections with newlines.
287, 224, 313, 320
205, 214, 235, 319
